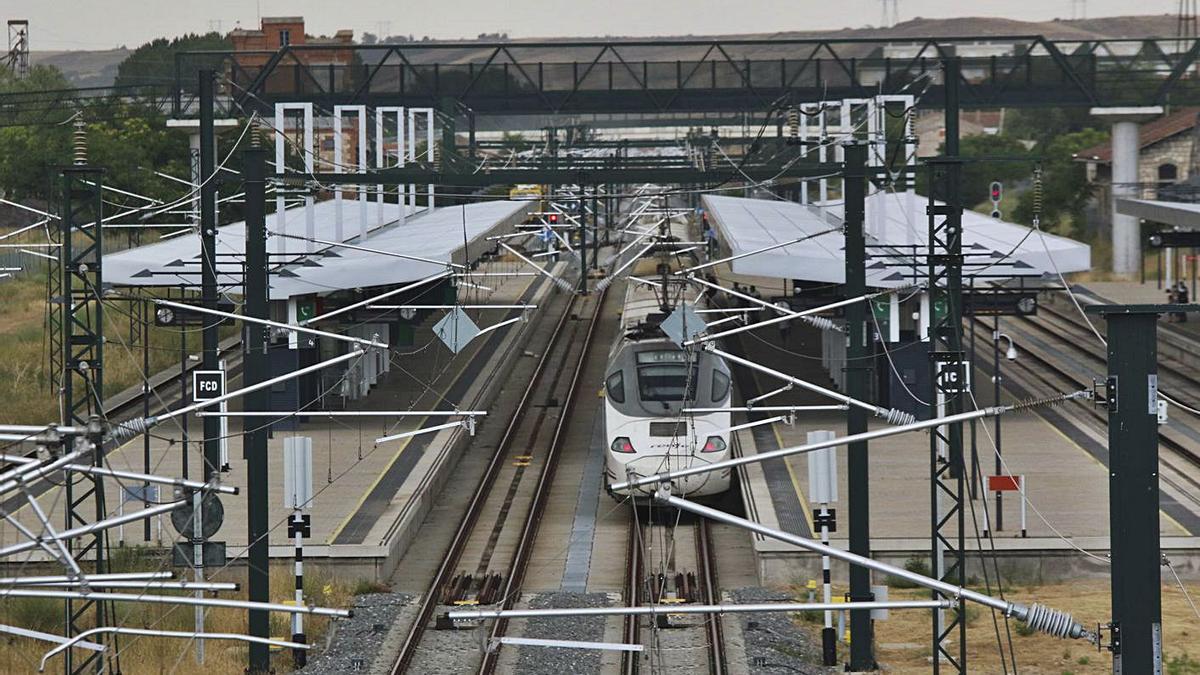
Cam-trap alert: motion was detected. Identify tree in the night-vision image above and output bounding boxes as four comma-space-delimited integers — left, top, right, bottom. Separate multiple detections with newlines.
113, 32, 231, 89
1004, 107, 1095, 148
500, 131, 530, 153
1012, 128, 1109, 239
955, 133, 1030, 209
0, 66, 75, 202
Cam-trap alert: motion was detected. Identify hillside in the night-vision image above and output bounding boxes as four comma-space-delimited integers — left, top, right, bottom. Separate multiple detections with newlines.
29, 48, 129, 88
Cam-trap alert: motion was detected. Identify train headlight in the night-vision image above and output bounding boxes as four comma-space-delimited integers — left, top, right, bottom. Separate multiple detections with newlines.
701, 436, 727, 453
611, 437, 636, 454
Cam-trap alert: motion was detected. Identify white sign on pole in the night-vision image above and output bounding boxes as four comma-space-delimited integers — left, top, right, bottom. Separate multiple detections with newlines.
806, 429, 839, 504
283, 436, 314, 510
218, 358, 229, 470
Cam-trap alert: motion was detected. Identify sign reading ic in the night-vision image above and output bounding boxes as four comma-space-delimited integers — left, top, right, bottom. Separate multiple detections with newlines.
192, 370, 225, 402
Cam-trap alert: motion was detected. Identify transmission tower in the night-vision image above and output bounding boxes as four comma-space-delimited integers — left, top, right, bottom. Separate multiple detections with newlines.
1181, 0, 1199, 38
5, 19, 29, 78
879, 0, 900, 28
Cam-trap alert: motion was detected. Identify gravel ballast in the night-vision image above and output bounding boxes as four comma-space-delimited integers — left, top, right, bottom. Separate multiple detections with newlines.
297, 592, 413, 674
513, 592, 611, 675
729, 587, 833, 675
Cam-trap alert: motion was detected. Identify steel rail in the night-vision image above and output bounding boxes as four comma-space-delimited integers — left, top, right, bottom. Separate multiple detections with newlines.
696, 520, 726, 675
388, 286, 582, 675
621, 519, 643, 675
477, 285, 608, 674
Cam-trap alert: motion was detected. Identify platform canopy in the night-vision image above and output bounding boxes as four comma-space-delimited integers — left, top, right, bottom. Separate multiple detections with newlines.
105, 199, 532, 300
702, 192, 1091, 287
1116, 197, 1200, 228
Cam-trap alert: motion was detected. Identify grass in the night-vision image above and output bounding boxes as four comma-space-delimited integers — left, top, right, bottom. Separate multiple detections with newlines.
0, 558, 363, 674
351, 578, 392, 595
1169, 652, 1200, 675
0, 275, 220, 425
786, 578, 1200, 674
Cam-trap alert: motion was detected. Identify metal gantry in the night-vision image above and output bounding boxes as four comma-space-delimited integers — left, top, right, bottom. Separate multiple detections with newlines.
57, 163, 118, 675
162, 35, 1200, 118
925, 57, 968, 674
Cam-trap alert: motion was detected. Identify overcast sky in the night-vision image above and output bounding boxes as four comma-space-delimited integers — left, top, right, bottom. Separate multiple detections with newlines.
17, 1, 1177, 51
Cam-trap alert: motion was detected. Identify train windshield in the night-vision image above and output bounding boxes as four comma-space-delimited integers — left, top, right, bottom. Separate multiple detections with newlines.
636, 350, 698, 402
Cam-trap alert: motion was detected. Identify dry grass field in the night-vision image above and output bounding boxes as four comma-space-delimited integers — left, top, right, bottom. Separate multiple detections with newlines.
0, 555, 362, 675
791, 578, 1200, 674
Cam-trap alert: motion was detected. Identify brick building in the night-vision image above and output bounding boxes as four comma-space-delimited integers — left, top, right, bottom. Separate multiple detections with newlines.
228, 16, 355, 69
228, 17, 360, 169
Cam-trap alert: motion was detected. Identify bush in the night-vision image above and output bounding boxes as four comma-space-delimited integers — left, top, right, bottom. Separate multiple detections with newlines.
887, 556, 931, 589
1168, 652, 1200, 675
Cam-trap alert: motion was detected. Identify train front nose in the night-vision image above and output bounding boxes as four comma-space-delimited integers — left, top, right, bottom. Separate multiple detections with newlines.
620, 454, 722, 495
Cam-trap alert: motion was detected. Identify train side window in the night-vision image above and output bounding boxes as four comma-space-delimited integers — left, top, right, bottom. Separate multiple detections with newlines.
712, 370, 730, 402
606, 371, 625, 404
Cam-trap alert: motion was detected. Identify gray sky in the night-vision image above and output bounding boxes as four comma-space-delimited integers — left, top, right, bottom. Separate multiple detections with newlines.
17, 1, 1176, 51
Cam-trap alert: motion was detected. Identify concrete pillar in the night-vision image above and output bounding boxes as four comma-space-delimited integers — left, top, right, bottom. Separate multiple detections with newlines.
1091, 107, 1162, 276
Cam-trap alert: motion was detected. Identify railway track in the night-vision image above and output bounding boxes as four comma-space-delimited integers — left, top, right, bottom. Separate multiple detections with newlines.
622, 517, 727, 675
969, 298, 1200, 510
390, 283, 606, 674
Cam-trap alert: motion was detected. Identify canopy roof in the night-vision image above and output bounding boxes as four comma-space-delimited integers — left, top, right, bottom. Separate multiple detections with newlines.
105, 199, 532, 300
702, 192, 1091, 287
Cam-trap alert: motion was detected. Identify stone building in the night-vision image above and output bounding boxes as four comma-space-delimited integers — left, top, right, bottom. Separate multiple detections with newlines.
1074, 107, 1199, 199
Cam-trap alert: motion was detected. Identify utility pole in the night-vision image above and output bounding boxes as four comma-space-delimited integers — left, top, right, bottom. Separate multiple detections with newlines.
243, 133, 272, 675
843, 141, 876, 670
1086, 303, 1194, 672
194, 69, 219, 664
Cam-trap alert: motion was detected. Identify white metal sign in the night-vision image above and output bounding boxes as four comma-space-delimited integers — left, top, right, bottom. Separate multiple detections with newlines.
806, 429, 838, 504
283, 436, 314, 510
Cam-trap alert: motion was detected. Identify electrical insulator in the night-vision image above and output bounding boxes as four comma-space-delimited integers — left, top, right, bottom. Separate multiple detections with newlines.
1032, 166, 1044, 227
72, 114, 88, 166
787, 106, 800, 139
250, 115, 263, 149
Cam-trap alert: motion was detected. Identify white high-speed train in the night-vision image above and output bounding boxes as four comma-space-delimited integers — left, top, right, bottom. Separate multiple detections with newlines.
603, 215, 733, 498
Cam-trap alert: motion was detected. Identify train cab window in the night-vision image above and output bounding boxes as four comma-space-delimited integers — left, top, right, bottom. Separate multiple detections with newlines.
606, 371, 625, 404
711, 370, 730, 402
636, 350, 697, 402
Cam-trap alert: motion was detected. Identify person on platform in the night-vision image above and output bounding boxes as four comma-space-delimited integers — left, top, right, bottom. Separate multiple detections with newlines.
1176, 281, 1190, 323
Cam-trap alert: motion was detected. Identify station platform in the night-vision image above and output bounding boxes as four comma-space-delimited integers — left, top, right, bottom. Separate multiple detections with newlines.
718, 276, 1200, 585
0, 259, 570, 580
